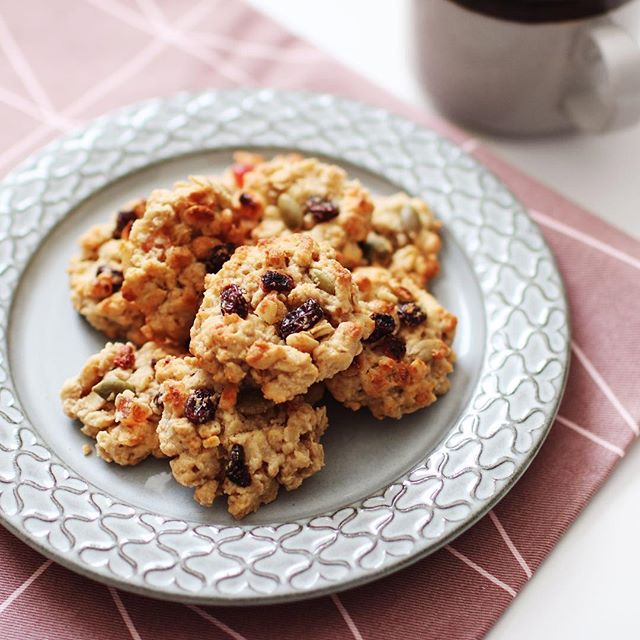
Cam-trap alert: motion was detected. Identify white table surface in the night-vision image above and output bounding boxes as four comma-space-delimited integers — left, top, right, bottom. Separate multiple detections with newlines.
247, 1, 640, 638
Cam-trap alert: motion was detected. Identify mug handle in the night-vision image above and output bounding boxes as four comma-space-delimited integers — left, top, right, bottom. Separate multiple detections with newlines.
562, 20, 640, 132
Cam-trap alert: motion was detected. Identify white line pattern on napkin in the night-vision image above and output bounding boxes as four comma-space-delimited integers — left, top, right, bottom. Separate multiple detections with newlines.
189, 605, 249, 640
0, 12, 74, 130
445, 546, 516, 597
489, 511, 532, 580
109, 587, 143, 640
571, 342, 639, 436
557, 415, 625, 457
85, 0, 255, 85
0, 0, 215, 174
331, 593, 364, 640
0, 559, 52, 615
531, 209, 640, 272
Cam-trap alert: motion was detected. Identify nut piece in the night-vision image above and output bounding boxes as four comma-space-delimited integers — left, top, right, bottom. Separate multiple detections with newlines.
277, 192, 303, 229
400, 205, 421, 232
361, 232, 393, 264
309, 268, 336, 295
309, 319, 334, 339
91, 373, 135, 400
286, 331, 320, 353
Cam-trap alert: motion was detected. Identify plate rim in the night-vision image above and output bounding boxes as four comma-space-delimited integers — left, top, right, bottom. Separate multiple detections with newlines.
0, 87, 570, 604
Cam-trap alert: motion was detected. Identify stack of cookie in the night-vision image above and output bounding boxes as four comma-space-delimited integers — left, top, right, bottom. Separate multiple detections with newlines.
60, 153, 457, 518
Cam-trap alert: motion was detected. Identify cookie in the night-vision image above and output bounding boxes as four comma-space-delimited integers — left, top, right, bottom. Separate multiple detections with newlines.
360, 193, 442, 287
68, 199, 147, 343
190, 233, 373, 404
240, 154, 374, 268
120, 176, 260, 345
68, 177, 261, 346
60, 341, 181, 465
326, 267, 456, 419
155, 355, 328, 519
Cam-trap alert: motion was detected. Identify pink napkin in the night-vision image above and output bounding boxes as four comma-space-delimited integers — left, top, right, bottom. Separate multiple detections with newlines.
1, 2, 639, 638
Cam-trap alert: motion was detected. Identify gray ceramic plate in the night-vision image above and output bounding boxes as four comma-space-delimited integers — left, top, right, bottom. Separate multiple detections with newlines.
0, 88, 569, 604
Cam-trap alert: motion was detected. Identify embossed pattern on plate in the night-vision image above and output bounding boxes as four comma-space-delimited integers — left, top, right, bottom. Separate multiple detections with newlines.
0, 89, 569, 604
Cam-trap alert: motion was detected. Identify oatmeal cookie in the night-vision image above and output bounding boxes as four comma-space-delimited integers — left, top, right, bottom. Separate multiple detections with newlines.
190, 233, 373, 404
155, 355, 328, 519
326, 267, 456, 419
60, 341, 181, 465
120, 176, 260, 345
361, 193, 442, 286
68, 199, 147, 343
239, 154, 374, 268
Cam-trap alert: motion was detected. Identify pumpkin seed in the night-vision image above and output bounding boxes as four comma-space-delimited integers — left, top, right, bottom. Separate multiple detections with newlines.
236, 390, 274, 416
362, 232, 393, 263
309, 268, 336, 294
92, 374, 135, 400
277, 193, 302, 229
401, 205, 421, 232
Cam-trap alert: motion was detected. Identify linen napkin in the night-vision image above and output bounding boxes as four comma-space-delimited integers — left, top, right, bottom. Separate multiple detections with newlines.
0, 1, 638, 639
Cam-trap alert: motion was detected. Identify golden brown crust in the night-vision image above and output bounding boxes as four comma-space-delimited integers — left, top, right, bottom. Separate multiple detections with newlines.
63, 155, 458, 516
60, 341, 182, 465
68, 178, 261, 347
120, 176, 258, 345
326, 267, 456, 419
155, 355, 328, 519
190, 233, 373, 404
243, 155, 374, 268
68, 200, 147, 343
361, 193, 442, 287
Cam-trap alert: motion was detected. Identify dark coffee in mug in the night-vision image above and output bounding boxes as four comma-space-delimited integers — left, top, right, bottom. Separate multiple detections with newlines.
413, 0, 640, 134
449, 0, 633, 23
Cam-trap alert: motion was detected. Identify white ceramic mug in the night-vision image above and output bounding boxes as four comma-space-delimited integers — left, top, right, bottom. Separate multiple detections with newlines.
413, 0, 640, 135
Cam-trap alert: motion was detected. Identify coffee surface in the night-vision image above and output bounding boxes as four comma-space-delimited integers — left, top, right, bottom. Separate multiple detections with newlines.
448, 0, 633, 23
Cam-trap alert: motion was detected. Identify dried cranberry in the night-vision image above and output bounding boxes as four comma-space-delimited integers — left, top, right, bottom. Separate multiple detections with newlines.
112, 209, 138, 239
238, 192, 260, 212
278, 299, 324, 339
238, 192, 261, 220
220, 284, 249, 318
364, 313, 395, 344
397, 302, 427, 327
305, 196, 340, 223
261, 270, 294, 293
379, 335, 406, 361
113, 345, 135, 369
184, 388, 218, 424
205, 243, 235, 274
358, 240, 373, 262
225, 444, 251, 487
96, 265, 124, 293
232, 163, 253, 188
153, 391, 164, 411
